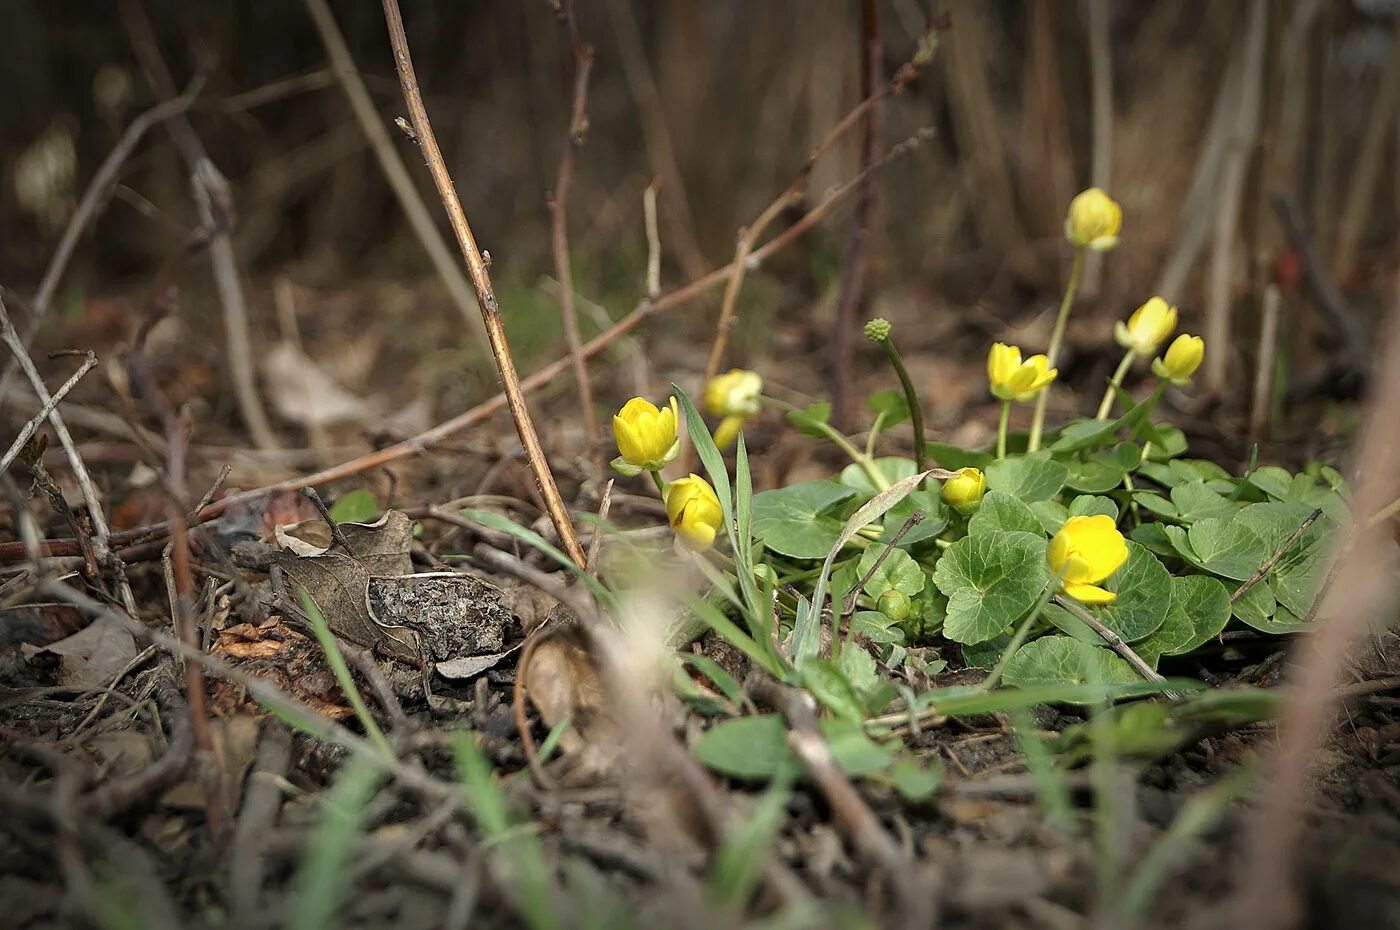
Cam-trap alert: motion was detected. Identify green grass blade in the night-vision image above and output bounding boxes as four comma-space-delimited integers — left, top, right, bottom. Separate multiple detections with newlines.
299, 588, 392, 758
709, 766, 794, 907
459, 508, 614, 608
287, 752, 382, 930
1009, 709, 1077, 838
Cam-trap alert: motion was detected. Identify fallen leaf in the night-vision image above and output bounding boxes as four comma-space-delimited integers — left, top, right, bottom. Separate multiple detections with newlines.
263, 341, 373, 428
38, 615, 138, 688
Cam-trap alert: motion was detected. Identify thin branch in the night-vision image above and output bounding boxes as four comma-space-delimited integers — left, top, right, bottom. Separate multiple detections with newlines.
1232, 507, 1324, 603
643, 180, 662, 298
301, 0, 488, 350
1053, 595, 1170, 688
546, 0, 599, 449
121, 0, 279, 450
379, 0, 586, 568
1248, 283, 1283, 446
0, 85, 201, 397
0, 350, 97, 475
1081, 0, 1114, 296
14, 128, 937, 559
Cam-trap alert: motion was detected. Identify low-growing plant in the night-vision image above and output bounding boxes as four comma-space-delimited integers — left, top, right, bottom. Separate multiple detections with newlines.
581, 187, 1355, 781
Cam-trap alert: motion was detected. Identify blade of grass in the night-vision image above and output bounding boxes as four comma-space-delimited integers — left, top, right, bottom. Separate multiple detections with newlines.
709, 765, 795, 908
298, 588, 392, 758
451, 731, 560, 930
287, 751, 382, 930
460, 508, 614, 608
1009, 709, 1077, 838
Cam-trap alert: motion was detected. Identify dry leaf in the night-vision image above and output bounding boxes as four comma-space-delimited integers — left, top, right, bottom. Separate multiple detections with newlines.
36, 615, 138, 689
262, 341, 372, 428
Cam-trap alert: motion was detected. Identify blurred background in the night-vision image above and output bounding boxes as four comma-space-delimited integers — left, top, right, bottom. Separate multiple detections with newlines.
1, 0, 1397, 483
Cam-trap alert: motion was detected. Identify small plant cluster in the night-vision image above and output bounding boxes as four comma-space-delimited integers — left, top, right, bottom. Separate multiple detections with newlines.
591, 188, 1347, 778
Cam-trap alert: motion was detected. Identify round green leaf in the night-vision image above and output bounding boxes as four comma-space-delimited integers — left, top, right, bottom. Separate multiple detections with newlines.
1137, 575, 1230, 658
969, 489, 1045, 537
857, 544, 925, 598
1071, 542, 1173, 643
752, 481, 858, 559
1002, 636, 1139, 695
838, 456, 918, 493
984, 452, 1068, 502
931, 531, 1050, 645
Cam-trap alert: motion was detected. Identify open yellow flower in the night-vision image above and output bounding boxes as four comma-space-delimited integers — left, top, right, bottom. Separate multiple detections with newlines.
941, 467, 986, 515
1114, 297, 1178, 357
704, 369, 763, 447
1152, 334, 1205, 385
988, 343, 1057, 404
612, 396, 680, 476
665, 474, 725, 551
1048, 515, 1129, 604
1064, 187, 1122, 252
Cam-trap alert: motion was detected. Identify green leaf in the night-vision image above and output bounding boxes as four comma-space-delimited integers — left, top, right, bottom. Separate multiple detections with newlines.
1129, 521, 1178, 559
925, 441, 993, 471
970, 489, 1045, 537
751, 481, 857, 559
961, 633, 1012, 670
1002, 636, 1139, 696
1068, 495, 1119, 521
932, 531, 1051, 644
1247, 466, 1294, 501
1234, 503, 1333, 618
1051, 543, 1173, 643
679, 653, 745, 707
857, 544, 925, 598
1064, 454, 1127, 494
328, 489, 380, 524
881, 487, 948, 547
695, 715, 896, 780
787, 401, 833, 438
985, 452, 1068, 502
838, 645, 891, 714
1231, 580, 1281, 631
839, 456, 917, 493
1144, 425, 1188, 459
803, 659, 867, 722
1170, 481, 1238, 522
1136, 575, 1231, 658
1165, 517, 1268, 581
851, 610, 907, 645
1049, 418, 1119, 453
890, 757, 942, 801
1029, 499, 1070, 534
868, 389, 910, 427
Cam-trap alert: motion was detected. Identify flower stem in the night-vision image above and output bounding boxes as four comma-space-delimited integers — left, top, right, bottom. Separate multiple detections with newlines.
997, 401, 1011, 460
650, 470, 667, 498
877, 335, 929, 471
1095, 351, 1137, 420
1028, 247, 1085, 452
762, 396, 890, 489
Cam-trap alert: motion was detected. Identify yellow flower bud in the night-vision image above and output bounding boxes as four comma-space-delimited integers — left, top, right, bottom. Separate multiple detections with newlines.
611, 396, 680, 476
1048, 515, 1129, 604
1114, 296, 1178, 357
941, 467, 986, 515
1064, 187, 1122, 252
665, 474, 725, 551
704, 369, 763, 447
1152, 334, 1205, 386
988, 343, 1058, 404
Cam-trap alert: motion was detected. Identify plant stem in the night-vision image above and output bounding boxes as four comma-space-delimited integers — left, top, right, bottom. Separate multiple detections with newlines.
1028, 246, 1086, 452
877, 335, 928, 471
982, 569, 1063, 691
865, 410, 887, 459
650, 470, 667, 498
997, 401, 1012, 460
1095, 350, 1137, 420
762, 396, 890, 489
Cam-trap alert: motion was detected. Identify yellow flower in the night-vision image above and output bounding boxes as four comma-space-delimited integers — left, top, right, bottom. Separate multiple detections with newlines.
988, 343, 1057, 404
1152, 334, 1205, 385
612, 396, 680, 476
941, 467, 986, 515
1114, 297, 1178, 357
1064, 187, 1122, 252
665, 474, 725, 551
1048, 515, 1129, 604
704, 369, 763, 448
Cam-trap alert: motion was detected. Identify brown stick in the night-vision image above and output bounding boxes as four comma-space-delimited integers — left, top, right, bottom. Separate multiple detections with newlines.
831, 0, 884, 429
546, 0, 599, 450
1231, 506, 1322, 604
379, 0, 586, 569
0, 350, 97, 475
1233, 292, 1400, 929
1053, 595, 1170, 687
1248, 283, 1282, 446
1, 129, 936, 564
301, 0, 488, 350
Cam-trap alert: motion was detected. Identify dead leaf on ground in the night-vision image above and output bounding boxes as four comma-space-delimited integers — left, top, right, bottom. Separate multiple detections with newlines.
162, 715, 260, 811
30, 615, 138, 689
210, 616, 353, 720
522, 623, 620, 777
263, 341, 373, 428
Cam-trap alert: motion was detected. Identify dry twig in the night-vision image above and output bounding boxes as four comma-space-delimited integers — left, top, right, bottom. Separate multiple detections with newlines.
0, 351, 97, 475
380, 0, 586, 569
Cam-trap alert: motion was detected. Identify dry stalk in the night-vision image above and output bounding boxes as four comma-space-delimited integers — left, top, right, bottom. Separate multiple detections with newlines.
13, 129, 936, 560
0, 84, 201, 401
380, 0, 586, 568
643, 180, 662, 298
546, 0, 599, 450
301, 0, 488, 351
1232, 295, 1400, 929
1203, 0, 1269, 394
1081, 0, 1114, 297
121, 0, 279, 450
0, 351, 97, 475
1248, 283, 1282, 446
830, 0, 884, 427
1053, 595, 1169, 687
